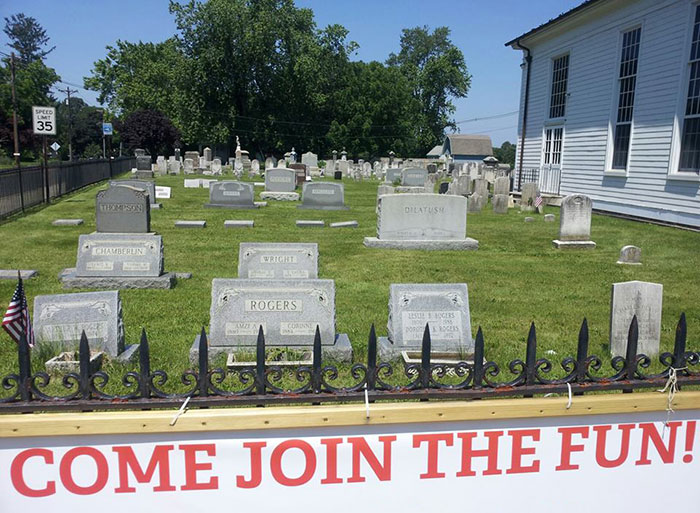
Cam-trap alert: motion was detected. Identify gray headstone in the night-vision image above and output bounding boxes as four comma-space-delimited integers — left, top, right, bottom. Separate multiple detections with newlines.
238, 243, 318, 279
467, 193, 484, 213
296, 220, 324, 227
301, 152, 318, 168
184, 151, 199, 168
206, 181, 256, 209
376, 194, 467, 240
134, 149, 146, 158
168, 159, 181, 174
208, 278, 336, 347
136, 156, 151, 171
402, 168, 428, 187
617, 245, 642, 265
264, 157, 276, 170
386, 283, 472, 354
559, 194, 593, 241
544, 213, 555, 222
494, 176, 510, 196
110, 180, 156, 205
299, 182, 348, 210
184, 178, 200, 188
524, 216, 534, 222
53, 219, 84, 226
452, 175, 471, 196
330, 221, 358, 228
610, 281, 662, 357
96, 186, 150, 233
211, 158, 222, 175
225, 220, 254, 228
492, 194, 508, 214
265, 168, 296, 192
473, 178, 488, 198
33, 291, 125, 357
520, 182, 538, 212
175, 220, 206, 228
0, 270, 38, 279
203, 147, 212, 163
386, 168, 402, 183
75, 233, 164, 277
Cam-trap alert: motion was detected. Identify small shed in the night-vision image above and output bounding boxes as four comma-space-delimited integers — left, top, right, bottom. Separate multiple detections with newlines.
442, 134, 493, 164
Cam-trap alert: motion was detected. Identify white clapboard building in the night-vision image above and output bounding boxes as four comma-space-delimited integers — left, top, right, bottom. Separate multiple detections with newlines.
507, 0, 700, 227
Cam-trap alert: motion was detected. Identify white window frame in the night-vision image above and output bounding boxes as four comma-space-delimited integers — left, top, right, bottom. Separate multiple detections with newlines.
546, 51, 571, 121
541, 125, 565, 169
669, 0, 700, 182
605, 22, 644, 176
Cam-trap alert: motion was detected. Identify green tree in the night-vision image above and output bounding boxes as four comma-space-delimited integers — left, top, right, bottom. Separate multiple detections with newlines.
116, 109, 180, 157
56, 97, 103, 159
493, 140, 516, 168
0, 14, 59, 159
387, 26, 471, 153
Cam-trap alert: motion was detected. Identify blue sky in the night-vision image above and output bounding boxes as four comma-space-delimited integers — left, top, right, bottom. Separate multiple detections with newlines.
0, 0, 582, 147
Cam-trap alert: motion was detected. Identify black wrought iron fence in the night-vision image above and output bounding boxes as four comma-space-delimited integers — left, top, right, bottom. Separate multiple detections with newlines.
0, 157, 136, 218
513, 167, 561, 195
0, 314, 697, 412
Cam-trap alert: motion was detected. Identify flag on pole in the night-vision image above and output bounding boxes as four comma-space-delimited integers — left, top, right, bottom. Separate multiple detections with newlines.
2, 272, 34, 347
534, 194, 543, 209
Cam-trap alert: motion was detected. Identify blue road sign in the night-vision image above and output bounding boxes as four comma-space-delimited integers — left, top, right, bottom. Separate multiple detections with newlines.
102, 122, 113, 136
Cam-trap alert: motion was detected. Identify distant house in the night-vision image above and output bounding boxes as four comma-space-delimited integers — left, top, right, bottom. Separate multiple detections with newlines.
426, 145, 443, 158
442, 134, 493, 164
507, 0, 700, 228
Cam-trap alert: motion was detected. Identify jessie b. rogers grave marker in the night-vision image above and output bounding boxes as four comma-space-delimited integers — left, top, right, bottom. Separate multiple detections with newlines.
191, 278, 352, 362
238, 243, 318, 279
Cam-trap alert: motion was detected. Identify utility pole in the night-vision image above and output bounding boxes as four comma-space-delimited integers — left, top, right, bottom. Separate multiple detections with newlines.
9, 52, 20, 169
57, 86, 77, 161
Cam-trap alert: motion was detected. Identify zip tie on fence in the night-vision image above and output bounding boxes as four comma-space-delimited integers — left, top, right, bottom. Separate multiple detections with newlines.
658, 367, 685, 435
170, 395, 191, 426
566, 383, 572, 409
364, 384, 370, 419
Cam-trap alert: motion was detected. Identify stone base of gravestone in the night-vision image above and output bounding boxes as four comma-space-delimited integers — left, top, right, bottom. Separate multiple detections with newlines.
189, 332, 352, 363
377, 338, 478, 362
364, 238, 478, 251
552, 240, 596, 249
492, 194, 508, 213
297, 204, 349, 211
260, 192, 299, 201
205, 202, 261, 210
133, 170, 154, 179
0, 270, 38, 279
59, 268, 176, 290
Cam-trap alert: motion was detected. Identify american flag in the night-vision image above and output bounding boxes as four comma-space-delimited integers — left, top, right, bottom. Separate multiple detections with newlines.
534, 194, 543, 209
2, 273, 34, 347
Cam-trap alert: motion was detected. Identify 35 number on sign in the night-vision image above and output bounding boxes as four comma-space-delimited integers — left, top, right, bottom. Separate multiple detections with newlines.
32, 106, 56, 136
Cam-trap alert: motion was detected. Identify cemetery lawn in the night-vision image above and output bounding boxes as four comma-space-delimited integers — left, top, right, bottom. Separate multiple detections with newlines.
0, 172, 699, 389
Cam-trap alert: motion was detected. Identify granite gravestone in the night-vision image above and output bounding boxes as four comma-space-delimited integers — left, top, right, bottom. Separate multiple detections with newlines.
184, 159, 194, 174
136, 156, 151, 171
364, 194, 478, 250
33, 290, 136, 360
520, 182, 538, 212
379, 283, 473, 360
205, 181, 257, 209
168, 159, 181, 174
386, 168, 402, 184
492, 194, 508, 214
265, 168, 297, 192
553, 194, 596, 249
96, 186, 150, 233
110, 180, 158, 208
298, 182, 348, 210
494, 176, 510, 196
238, 243, 318, 279
402, 168, 428, 187
191, 279, 352, 362
617, 245, 642, 265
610, 281, 663, 357
301, 152, 318, 169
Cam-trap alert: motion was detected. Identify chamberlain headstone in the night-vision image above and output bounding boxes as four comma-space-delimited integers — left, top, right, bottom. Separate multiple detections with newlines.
553, 194, 596, 249
96, 186, 150, 234
33, 290, 135, 359
74, 233, 164, 278
610, 281, 663, 357
298, 182, 348, 210
238, 243, 318, 279
364, 194, 477, 250
192, 279, 351, 362
205, 181, 257, 209
379, 283, 473, 360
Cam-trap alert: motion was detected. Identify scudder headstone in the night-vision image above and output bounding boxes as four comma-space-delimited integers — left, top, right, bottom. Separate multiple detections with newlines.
96, 186, 150, 233
33, 291, 125, 357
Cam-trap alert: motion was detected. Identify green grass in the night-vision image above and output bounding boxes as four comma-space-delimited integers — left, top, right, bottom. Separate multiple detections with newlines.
0, 172, 698, 388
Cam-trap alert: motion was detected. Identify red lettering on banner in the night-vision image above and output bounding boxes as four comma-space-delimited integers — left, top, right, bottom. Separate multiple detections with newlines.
456, 431, 503, 477
11, 448, 56, 497
413, 433, 454, 479
179, 444, 218, 490
506, 429, 540, 474
320, 438, 343, 484
237, 442, 266, 488
270, 439, 317, 486
556, 426, 589, 471
593, 424, 634, 468
113, 445, 175, 493
60, 447, 109, 495
683, 421, 696, 463
347, 436, 395, 483
636, 422, 681, 465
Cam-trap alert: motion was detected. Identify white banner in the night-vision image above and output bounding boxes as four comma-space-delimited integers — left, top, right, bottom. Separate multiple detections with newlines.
1, 410, 698, 511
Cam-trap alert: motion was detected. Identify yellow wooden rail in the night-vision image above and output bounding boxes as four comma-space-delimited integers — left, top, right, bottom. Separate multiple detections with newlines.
1, 391, 699, 438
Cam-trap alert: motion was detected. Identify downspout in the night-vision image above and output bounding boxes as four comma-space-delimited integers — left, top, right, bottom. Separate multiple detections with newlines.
515, 40, 532, 192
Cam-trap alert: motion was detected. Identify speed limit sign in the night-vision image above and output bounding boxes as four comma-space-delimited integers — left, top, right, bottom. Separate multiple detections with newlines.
32, 106, 56, 135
